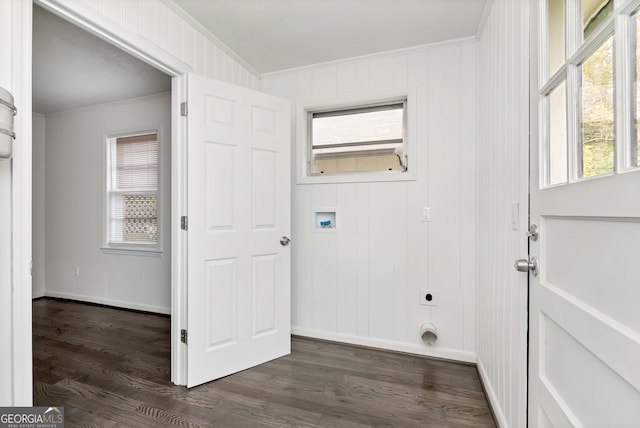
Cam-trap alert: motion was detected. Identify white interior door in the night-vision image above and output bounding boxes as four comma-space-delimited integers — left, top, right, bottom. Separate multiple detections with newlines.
186, 73, 291, 388
528, 2, 640, 424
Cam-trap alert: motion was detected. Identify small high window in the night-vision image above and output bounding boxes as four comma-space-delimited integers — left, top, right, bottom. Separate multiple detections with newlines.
308, 101, 407, 175
106, 132, 159, 248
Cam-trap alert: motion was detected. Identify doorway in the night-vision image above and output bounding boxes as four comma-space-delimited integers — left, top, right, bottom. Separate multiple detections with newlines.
32, 4, 172, 309
31, 2, 173, 384
4, 0, 193, 403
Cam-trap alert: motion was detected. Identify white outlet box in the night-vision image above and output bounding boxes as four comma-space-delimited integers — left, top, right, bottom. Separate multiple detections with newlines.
420, 288, 438, 306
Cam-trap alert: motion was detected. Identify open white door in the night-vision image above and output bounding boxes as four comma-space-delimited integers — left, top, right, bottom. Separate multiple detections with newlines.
528, 2, 640, 425
528, 174, 640, 426
186, 73, 291, 388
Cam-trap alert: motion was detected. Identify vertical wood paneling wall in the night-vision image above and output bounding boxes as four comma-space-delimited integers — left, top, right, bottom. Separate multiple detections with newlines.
262, 40, 478, 361
477, 1, 530, 427
64, 0, 260, 88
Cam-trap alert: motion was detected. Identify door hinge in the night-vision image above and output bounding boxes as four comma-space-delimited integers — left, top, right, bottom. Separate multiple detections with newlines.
181, 101, 188, 116
181, 329, 188, 344
181, 216, 188, 231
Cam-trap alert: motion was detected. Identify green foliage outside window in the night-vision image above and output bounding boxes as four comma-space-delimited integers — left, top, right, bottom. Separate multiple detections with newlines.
581, 36, 614, 177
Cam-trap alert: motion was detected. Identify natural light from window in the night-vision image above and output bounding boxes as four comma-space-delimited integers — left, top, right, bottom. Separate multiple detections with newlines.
636, 13, 640, 167
583, 0, 612, 39
549, 0, 566, 75
580, 35, 614, 177
107, 132, 159, 246
542, 0, 629, 185
310, 104, 405, 174
549, 80, 568, 184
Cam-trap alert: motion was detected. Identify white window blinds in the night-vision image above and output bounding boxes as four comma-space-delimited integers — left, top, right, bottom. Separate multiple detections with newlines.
107, 132, 159, 246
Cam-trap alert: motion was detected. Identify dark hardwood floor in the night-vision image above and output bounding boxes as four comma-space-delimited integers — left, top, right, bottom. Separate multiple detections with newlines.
33, 298, 496, 427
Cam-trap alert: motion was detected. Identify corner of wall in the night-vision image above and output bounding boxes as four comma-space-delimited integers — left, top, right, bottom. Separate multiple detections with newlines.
475, 0, 496, 39
476, 0, 529, 426
477, 356, 508, 428
159, 0, 260, 79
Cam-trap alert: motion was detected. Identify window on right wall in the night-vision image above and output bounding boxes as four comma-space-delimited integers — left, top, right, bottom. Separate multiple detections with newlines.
541, 0, 640, 187
307, 100, 407, 175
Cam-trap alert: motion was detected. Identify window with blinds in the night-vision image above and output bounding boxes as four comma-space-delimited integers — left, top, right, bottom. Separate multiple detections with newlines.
106, 132, 159, 247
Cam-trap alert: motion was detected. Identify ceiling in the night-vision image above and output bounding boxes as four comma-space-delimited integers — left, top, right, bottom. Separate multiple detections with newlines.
32, 1, 488, 113
172, 0, 489, 74
32, 6, 171, 114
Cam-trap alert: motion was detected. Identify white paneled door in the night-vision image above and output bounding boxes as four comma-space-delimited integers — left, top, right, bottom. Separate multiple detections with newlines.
528, 107, 640, 424
528, 1, 640, 426
186, 73, 291, 388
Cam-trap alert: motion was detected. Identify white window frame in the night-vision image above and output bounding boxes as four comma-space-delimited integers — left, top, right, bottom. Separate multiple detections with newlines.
296, 93, 417, 184
102, 129, 163, 257
539, 0, 640, 188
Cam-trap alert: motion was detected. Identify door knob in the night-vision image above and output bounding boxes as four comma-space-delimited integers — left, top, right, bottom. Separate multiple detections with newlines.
280, 236, 291, 246
514, 256, 538, 276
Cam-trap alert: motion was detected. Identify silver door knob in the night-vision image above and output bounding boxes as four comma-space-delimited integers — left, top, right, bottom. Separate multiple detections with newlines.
280, 236, 291, 246
514, 257, 538, 276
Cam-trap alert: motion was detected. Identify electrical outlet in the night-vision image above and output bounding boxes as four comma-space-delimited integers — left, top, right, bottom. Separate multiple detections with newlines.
420, 288, 438, 306
75, 265, 80, 277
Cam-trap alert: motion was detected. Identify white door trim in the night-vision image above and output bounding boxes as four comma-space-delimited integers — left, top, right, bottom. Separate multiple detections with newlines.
11, 0, 34, 406
36, 0, 189, 77
10, 0, 194, 403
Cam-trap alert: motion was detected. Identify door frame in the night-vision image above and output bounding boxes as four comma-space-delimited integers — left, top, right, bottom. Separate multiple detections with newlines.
12, 0, 193, 403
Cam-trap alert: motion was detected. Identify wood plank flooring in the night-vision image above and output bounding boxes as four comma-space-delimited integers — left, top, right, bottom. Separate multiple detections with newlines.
33, 298, 496, 427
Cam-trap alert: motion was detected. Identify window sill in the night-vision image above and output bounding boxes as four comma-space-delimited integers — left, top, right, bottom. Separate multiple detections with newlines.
100, 247, 163, 258
297, 170, 416, 185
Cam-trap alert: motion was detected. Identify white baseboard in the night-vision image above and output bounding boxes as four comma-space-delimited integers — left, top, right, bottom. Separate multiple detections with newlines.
477, 356, 508, 428
43, 290, 171, 315
32, 289, 45, 299
291, 326, 477, 363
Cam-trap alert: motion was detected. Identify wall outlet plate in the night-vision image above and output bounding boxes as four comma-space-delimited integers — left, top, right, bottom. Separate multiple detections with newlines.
420, 288, 438, 306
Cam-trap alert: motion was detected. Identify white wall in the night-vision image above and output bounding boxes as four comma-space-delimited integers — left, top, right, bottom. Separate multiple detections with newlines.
42, 93, 171, 313
476, 1, 530, 427
32, 113, 46, 298
262, 40, 478, 361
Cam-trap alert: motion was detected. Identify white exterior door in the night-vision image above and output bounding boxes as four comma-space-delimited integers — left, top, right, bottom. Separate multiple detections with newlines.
528, 175, 640, 427
528, 2, 640, 425
186, 73, 291, 388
